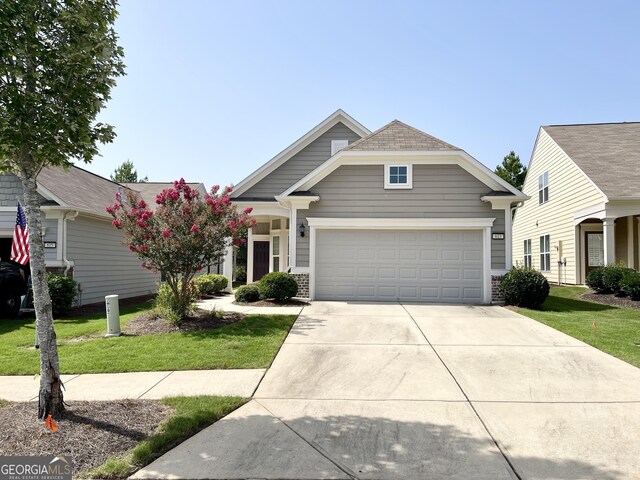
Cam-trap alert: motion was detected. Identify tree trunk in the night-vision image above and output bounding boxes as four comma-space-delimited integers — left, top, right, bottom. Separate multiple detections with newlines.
19, 173, 65, 419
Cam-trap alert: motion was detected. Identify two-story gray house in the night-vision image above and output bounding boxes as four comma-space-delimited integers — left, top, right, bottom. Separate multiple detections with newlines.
227, 110, 527, 303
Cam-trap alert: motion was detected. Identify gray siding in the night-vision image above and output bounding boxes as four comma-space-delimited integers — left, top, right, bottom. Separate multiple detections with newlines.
0, 211, 58, 262
296, 164, 506, 268
239, 122, 363, 198
67, 216, 158, 305
0, 173, 23, 206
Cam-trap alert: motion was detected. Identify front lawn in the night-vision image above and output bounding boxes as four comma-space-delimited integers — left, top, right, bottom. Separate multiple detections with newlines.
514, 286, 640, 368
0, 303, 297, 375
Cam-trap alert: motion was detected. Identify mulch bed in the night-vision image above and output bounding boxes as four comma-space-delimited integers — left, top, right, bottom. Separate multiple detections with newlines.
0, 400, 169, 475
124, 309, 245, 335
232, 299, 309, 307
581, 292, 640, 309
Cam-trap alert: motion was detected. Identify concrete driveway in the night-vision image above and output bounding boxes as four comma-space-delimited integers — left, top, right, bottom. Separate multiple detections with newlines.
135, 302, 640, 480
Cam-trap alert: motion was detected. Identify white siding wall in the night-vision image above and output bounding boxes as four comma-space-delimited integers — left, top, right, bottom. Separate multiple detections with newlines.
67, 216, 158, 305
512, 129, 605, 284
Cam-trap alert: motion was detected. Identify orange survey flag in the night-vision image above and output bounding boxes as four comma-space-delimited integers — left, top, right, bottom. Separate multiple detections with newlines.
45, 414, 59, 432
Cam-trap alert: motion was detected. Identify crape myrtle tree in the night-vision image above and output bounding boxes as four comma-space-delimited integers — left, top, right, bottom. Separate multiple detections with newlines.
108, 180, 255, 319
0, 0, 125, 418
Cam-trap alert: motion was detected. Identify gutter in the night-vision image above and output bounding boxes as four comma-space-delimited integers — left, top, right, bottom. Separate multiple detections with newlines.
63, 210, 79, 275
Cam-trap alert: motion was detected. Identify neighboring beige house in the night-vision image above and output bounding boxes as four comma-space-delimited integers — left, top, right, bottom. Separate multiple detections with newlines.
512, 122, 640, 285
228, 110, 527, 303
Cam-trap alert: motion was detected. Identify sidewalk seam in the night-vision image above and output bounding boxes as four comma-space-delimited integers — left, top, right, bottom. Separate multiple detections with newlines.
137, 371, 175, 399
400, 303, 524, 480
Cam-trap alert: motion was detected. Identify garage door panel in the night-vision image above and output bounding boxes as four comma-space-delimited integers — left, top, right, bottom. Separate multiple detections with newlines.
316, 229, 483, 303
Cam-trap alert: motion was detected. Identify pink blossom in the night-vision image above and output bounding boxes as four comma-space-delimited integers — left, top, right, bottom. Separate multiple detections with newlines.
243, 207, 253, 215
190, 224, 198, 233
162, 229, 171, 238
137, 199, 147, 209
112, 219, 121, 228
196, 265, 204, 271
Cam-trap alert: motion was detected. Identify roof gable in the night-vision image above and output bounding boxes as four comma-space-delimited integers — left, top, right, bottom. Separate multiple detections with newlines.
542, 122, 640, 200
231, 109, 370, 198
344, 120, 460, 152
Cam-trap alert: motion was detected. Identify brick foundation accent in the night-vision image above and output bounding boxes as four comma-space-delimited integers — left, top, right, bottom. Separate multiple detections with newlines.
491, 275, 505, 303
291, 273, 310, 298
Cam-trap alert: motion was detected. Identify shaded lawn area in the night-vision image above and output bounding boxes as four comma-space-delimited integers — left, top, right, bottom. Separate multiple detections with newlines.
514, 286, 640, 368
0, 302, 297, 375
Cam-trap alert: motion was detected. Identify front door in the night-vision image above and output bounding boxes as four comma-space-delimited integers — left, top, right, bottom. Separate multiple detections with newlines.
585, 231, 604, 277
253, 241, 270, 281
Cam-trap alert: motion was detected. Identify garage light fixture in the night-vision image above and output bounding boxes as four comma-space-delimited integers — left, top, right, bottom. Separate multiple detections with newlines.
299, 222, 306, 238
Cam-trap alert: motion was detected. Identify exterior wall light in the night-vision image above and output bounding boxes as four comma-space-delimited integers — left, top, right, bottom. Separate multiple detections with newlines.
299, 222, 306, 238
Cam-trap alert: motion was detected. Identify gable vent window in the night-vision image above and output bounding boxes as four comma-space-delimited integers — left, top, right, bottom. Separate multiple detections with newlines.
538, 171, 549, 204
384, 164, 413, 189
331, 139, 349, 156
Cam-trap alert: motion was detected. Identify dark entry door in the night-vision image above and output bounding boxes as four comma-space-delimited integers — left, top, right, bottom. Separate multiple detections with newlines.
253, 241, 270, 281
585, 231, 604, 277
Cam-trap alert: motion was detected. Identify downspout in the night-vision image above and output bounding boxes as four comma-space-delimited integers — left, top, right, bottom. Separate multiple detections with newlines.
63, 210, 79, 275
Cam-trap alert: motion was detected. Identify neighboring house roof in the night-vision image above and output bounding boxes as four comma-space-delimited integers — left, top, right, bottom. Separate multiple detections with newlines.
230, 109, 371, 198
344, 120, 460, 152
121, 182, 207, 210
37, 165, 126, 217
543, 122, 640, 199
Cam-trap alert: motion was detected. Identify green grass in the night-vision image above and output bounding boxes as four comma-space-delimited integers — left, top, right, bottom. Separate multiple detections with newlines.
514, 286, 640, 368
0, 399, 8, 408
88, 395, 246, 479
0, 303, 297, 374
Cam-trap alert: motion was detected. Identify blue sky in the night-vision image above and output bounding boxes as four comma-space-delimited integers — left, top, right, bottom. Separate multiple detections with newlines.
90, 0, 640, 189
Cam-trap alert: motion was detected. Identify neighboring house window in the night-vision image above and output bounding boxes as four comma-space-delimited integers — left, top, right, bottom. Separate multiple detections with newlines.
384, 164, 412, 189
272, 236, 280, 272
538, 171, 549, 204
331, 139, 349, 156
539, 234, 551, 271
524, 239, 532, 268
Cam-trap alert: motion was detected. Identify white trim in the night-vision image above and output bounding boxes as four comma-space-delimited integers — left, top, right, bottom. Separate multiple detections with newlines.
282, 149, 524, 197
628, 216, 634, 268
384, 164, 413, 189
275, 195, 320, 210
222, 239, 233, 292
309, 224, 317, 300
231, 201, 289, 218
306, 217, 496, 229
290, 266, 310, 274
574, 203, 607, 224
483, 227, 492, 304
504, 207, 512, 269
247, 228, 254, 283
603, 217, 616, 265
231, 110, 370, 197
578, 223, 604, 284
288, 207, 297, 269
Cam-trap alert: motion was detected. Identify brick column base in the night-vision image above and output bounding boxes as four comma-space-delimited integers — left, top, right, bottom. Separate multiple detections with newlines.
491, 275, 505, 303
291, 273, 310, 299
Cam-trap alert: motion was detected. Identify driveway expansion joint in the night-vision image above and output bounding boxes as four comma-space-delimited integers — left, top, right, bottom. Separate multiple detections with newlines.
136, 370, 174, 399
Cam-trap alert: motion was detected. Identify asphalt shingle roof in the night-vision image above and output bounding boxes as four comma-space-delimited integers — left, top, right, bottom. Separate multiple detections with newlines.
121, 182, 206, 210
343, 120, 460, 152
543, 122, 640, 199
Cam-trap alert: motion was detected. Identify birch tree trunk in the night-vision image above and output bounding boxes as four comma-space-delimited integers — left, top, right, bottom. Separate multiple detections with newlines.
19, 172, 65, 418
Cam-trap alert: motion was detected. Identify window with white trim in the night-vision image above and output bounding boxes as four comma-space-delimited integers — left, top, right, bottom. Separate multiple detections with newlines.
272, 236, 280, 272
331, 139, 349, 156
384, 164, 412, 189
524, 239, 532, 268
539, 234, 550, 271
538, 171, 549, 204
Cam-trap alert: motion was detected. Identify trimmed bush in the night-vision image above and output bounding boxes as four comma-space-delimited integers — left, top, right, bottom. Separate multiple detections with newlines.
47, 273, 78, 316
194, 274, 228, 297
621, 270, 640, 300
258, 272, 298, 302
602, 264, 635, 296
586, 267, 607, 293
235, 284, 260, 303
499, 267, 550, 309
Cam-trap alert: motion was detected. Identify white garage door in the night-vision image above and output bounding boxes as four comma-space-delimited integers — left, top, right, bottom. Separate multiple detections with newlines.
315, 229, 483, 303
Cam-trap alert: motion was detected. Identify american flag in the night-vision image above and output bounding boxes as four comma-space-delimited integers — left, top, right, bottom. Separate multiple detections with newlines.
10, 203, 29, 265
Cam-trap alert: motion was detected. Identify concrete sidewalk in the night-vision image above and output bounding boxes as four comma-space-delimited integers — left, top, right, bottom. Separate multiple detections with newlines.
0, 369, 265, 402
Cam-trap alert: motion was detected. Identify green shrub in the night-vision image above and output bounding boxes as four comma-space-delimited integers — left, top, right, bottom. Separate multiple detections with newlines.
235, 284, 260, 303
154, 282, 195, 324
586, 267, 607, 293
602, 264, 635, 296
193, 274, 228, 297
499, 267, 550, 309
258, 272, 298, 302
621, 270, 640, 300
47, 273, 78, 316
234, 265, 247, 283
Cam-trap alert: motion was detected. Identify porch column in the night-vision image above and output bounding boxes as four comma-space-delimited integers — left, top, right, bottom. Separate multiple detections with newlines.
288, 207, 297, 268
222, 238, 234, 292
603, 217, 616, 265
504, 207, 512, 269
247, 228, 254, 284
